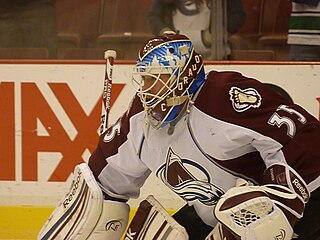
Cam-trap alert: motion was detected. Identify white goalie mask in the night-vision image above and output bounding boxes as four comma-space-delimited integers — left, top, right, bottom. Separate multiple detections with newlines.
132, 34, 205, 129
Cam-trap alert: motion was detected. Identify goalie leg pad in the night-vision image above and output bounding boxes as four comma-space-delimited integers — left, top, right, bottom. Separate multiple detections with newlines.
88, 200, 129, 240
37, 163, 129, 240
38, 163, 104, 240
214, 186, 294, 240
124, 195, 188, 240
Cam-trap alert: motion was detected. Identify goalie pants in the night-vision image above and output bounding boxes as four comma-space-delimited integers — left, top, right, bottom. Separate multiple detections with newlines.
173, 204, 213, 240
293, 186, 320, 240
173, 187, 320, 240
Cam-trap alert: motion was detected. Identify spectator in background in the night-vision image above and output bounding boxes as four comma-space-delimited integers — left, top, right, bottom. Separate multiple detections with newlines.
0, 0, 57, 58
147, 0, 246, 59
287, 0, 320, 61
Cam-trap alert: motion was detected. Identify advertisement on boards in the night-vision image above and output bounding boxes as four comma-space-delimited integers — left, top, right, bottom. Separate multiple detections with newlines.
0, 62, 320, 209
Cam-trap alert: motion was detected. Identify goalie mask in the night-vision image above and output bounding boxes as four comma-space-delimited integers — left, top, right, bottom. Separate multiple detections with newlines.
132, 34, 205, 129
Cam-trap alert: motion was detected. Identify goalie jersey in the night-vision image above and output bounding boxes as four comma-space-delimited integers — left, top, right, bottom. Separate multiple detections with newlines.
88, 70, 320, 227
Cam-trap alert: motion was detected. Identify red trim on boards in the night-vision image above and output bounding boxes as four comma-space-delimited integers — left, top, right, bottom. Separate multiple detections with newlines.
0, 59, 319, 66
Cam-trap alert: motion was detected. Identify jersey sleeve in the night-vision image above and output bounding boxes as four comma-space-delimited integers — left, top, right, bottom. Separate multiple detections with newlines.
89, 95, 151, 200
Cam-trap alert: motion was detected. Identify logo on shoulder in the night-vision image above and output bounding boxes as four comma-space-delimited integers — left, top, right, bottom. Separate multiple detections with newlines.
229, 86, 262, 112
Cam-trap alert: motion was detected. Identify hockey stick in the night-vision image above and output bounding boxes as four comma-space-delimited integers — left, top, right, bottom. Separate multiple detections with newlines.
100, 50, 117, 135
38, 51, 118, 240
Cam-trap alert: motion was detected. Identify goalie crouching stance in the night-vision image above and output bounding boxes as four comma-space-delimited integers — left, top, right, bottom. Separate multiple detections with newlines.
37, 163, 313, 240
38, 33, 320, 239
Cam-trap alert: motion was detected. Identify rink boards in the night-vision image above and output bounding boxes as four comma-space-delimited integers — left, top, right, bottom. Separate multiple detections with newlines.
0, 61, 319, 239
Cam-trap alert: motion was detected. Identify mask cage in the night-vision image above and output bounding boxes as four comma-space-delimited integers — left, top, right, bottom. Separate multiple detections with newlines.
132, 65, 180, 109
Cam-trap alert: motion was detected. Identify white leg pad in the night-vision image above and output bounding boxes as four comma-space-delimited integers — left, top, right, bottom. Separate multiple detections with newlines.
37, 163, 129, 240
88, 200, 129, 240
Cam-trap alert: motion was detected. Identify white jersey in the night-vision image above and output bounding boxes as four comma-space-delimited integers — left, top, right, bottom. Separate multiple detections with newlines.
89, 70, 320, 227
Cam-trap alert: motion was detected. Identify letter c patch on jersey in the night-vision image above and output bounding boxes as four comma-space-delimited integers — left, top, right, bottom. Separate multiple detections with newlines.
229, 86, 262, 112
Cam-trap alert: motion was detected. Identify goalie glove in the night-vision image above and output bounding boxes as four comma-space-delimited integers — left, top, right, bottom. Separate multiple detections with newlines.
213, 186, 295, 240
206, 164, 310, 240
211, 163, 311, 240
124, 195, 188, 240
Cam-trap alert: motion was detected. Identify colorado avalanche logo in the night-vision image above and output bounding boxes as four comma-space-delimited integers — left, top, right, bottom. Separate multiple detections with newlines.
156, 148, 224, 206
229, 86, 262, 112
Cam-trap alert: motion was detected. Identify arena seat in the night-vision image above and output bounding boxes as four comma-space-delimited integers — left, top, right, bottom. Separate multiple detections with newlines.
230, 49, 275, 61
239, 0, 261, 35
56, 33, 82, 59
256, 0, 291, 60
257, 35, 289, 61
233, 0, 262, 50
99, 0, 152, 33
59, 48, 112, 60
96, 0, 153, 59
231, 0, 291, 60
96, 32, 153, 60
55, 0, 101, 53
0, 48, 49, 59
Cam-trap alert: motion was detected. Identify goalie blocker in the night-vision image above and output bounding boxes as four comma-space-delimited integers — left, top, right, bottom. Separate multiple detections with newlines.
38, 163, 129, 240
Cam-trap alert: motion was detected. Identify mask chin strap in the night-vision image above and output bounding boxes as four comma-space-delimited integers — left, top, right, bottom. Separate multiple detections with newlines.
166, 95, 189, 106
166, 89, 195, 135
167, 102, 189, 135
